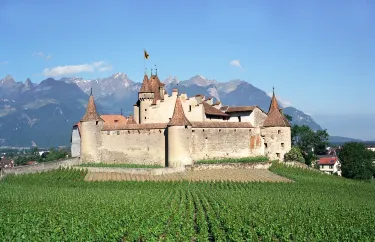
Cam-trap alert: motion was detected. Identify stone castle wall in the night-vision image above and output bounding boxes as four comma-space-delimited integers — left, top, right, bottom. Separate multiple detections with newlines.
84, 126, 269, 166
190, 127, 261, 161
80, 121, 103, 163
262, 127, 291, 160
99, 128, 166, 166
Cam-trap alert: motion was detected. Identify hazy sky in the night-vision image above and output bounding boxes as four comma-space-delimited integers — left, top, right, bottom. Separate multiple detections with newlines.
0, 0, 374, 126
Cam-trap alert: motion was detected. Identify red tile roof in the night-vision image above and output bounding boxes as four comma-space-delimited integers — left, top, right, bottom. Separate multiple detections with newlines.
100, 115, 127, 124
0, 157, 14, 168
318, 157, 338, 165
225, 106, 257, 113
127, 115, 137, 124
168, 98, 192, 126
263, 91, 290, 127
203, 102, 229, 117
139, 74, 151, 93
149, 75, 162, 101
81, 95, 103, 122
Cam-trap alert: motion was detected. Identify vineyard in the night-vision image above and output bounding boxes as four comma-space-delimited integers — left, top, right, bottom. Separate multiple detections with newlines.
1, 164, 375, 241
84, 168, 290, 182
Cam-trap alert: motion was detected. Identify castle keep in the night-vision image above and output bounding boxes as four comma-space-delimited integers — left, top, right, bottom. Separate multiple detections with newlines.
71, 72, 291, 167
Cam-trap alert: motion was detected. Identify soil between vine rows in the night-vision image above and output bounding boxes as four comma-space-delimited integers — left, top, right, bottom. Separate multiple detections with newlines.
84, 168, 291, 182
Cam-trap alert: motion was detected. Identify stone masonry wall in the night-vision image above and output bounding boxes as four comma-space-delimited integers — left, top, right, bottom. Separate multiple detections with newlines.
253, 109, 267, 127
3, 158, 80, 175
262, 127, 291, 161
190, 128, 261, 161
99, 129, 166, 166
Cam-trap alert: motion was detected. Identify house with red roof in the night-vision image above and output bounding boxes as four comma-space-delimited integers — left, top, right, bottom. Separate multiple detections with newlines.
0, 157, 14, 177
318, 156, 342, 176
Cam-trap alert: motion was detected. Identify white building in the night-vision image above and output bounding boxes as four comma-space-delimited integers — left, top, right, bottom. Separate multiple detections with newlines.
318, 156, 342, 176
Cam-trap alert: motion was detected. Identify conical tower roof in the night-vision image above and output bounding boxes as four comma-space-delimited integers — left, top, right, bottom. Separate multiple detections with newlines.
139, 74, 151, 93
127, 115, 137, 124
168, 97, 192, 126
81, 90, 103, 122
263, 89, 290, 127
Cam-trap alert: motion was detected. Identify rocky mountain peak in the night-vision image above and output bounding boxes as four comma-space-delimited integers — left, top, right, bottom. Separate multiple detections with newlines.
25, 78, 32, 85
163, 76, 180, 85
184, 75, 218, 87
1, 75, 15, 84
22, 78, 34, 92
112, 72, 127, 79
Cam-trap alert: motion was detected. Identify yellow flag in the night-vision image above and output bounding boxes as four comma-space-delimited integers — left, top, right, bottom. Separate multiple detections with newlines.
144, 50, 149, 59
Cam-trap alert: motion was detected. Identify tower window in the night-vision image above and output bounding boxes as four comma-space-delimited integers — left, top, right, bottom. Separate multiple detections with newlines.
96, 121, 98, 125
145, 117, 146, 119
117, 131, 120, 135
145, 109, 147, 111
281, 143, 285, 148
276, 153, 280, 158
189, 105, 192, 112
265, 143, 268, 148
238, 116, 241, 122
278, 130, 281, 134
185, 125, 188, 129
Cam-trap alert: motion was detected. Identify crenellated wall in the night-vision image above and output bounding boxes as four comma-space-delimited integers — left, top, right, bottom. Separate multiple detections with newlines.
99, 129, 166, 166
142, 93, 177, 123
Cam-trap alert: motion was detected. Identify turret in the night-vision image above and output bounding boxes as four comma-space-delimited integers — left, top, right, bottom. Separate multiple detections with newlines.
262, 88, 291, 161
167, 96, 193, 167
80, 89, 104, 163
138, 74, 154, 124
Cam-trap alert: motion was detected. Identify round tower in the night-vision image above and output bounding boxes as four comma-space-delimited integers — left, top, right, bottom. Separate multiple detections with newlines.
167, 97, 193, 167
263, 88, 291, 161
138, 74, 154, 124
80, 90, 104, 163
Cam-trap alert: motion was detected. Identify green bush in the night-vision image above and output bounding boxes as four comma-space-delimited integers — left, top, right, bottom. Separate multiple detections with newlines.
284, 147, 305, 163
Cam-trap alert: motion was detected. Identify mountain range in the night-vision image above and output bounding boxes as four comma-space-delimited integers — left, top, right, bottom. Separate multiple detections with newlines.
0, 73, 358, 147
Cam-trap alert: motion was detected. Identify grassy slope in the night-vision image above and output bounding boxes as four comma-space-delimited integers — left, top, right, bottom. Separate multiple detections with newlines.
0, 165, 374, 241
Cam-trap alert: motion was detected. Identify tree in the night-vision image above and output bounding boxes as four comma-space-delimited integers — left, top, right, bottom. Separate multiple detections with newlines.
284, 114, 293, 123
291, 125, 329, 165
338, 142, 375, 180
284, 147, 305, 163
45, 148, 68, 162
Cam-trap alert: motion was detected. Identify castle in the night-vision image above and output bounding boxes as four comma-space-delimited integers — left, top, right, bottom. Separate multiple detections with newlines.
71, 72, 291, 167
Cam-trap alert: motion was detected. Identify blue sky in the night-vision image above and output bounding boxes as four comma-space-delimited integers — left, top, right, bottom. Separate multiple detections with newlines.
1, 0, 375, 138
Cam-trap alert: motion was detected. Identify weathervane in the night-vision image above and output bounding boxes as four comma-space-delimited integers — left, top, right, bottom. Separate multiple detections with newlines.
154, 64, 158, 75
90, 87, 93, 96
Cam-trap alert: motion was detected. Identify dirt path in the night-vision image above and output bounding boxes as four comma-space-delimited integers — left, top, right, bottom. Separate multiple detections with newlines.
85, 168, 290, 182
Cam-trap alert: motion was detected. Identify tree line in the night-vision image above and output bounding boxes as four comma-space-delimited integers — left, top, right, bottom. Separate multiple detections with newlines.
6, 147, 70, 166
284, 114, 374, 180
